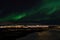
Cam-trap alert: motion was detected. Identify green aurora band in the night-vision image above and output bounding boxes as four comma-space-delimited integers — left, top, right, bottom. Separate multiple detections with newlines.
0, 0, 60, 22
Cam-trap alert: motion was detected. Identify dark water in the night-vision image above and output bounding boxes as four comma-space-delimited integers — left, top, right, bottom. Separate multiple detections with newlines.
16, 30, 60, 40
0, 30, 60, 40
16, 32, 38, 40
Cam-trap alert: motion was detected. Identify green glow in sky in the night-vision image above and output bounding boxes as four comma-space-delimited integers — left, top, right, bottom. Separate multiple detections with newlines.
0, 0, 60, 22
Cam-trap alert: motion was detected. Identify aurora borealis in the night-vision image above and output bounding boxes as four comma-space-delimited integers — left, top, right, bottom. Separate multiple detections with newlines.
0, 0, 60, 23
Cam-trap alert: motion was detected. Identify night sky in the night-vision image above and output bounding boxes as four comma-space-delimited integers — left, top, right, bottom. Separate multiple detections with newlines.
0, 0, 60, 25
